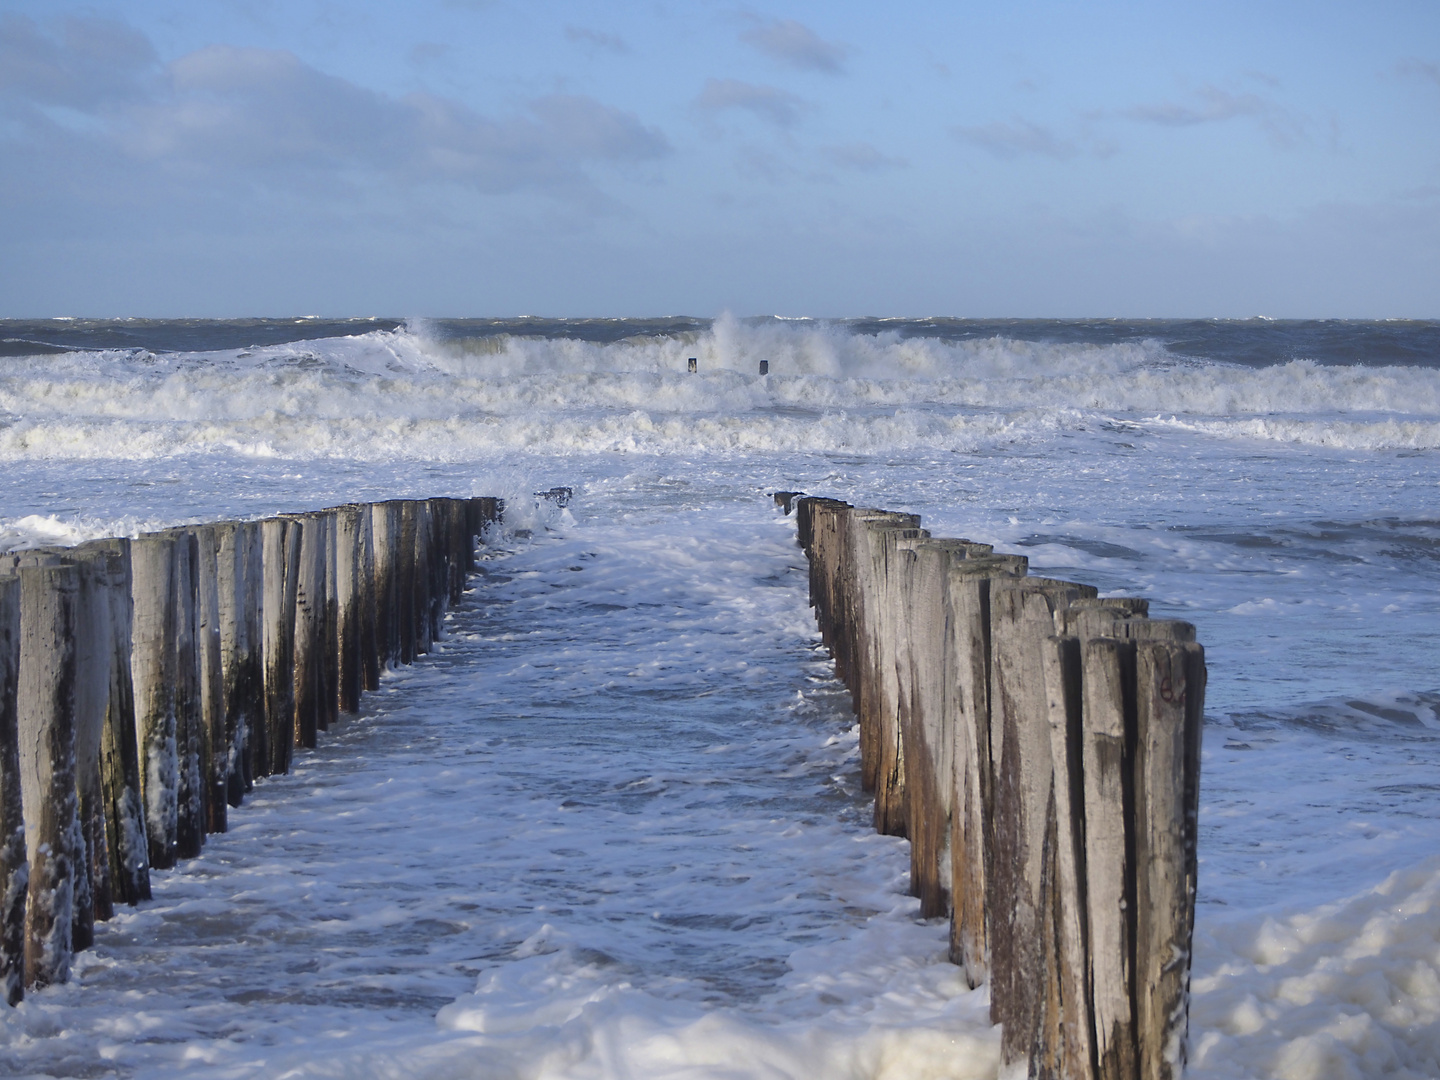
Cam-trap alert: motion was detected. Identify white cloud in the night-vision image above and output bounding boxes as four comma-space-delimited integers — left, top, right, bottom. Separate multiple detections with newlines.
738, 16, 845, 74
0, 17, 670, 199
694, 78, 805, 128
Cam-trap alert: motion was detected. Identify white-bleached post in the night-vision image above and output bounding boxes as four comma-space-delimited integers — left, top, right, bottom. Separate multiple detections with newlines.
17, 563, 80, 990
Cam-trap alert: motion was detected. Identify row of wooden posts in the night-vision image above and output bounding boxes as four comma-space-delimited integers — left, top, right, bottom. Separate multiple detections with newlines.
781, 494, 1206, 1080
0, 496, 503, 1005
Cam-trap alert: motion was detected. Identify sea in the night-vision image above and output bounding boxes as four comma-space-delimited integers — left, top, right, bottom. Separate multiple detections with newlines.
0, 314, 1437, 1079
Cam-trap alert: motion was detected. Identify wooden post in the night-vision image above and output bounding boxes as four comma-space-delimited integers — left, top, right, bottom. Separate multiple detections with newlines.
17, 563, 80, 989
414, 501, 435, 655
1082, 637, 1138, 1080
217, 522, 256, 807
195, 525, 227, 834
92, 544, 150, 907
1040, 633, 1097, 1080
357, 506, 380, 693
396, 501, 418, 666
129, 536, 179, 870
0, 572, 25, 1004
1133, 637, 1205, 1080
240, 521, 265, 791
334, 506, 364, 714
290, 514, 325, 750
320, 511, 339, 733
943, 553, 1027, 988
986, 576, 1092, 1073
261, 517, 300, 776
371, 502, 401, 670
854, 515, 928, 836
445, 498, 468, 605
63, 549, 112, 947
899, 539, 993, 918
164, 530, 205, 861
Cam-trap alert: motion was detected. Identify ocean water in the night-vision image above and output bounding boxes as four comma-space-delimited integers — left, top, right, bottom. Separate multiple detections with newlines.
0, 315, 1437, 1079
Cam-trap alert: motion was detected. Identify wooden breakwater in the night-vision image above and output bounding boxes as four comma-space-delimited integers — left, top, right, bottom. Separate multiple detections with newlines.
0, 496, 502, 1003
782, 494, 1205, 1080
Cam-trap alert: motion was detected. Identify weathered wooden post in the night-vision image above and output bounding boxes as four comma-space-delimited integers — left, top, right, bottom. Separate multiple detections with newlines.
17, 563, 80, 989
853, 512, 928, 836
194, 525, 227, 834
164, 529, 205, 861
357, 506, 380, 693
445, 498, 468, 605
943, 553, 1026, 988
0, 572, 25, 1004
333, 506, 364, 714
396, 501, 418, 666
1133, 635, 1205, 1080
413, 501, 435, 655
985, 575, 1093, 1076
130, 535, 179, 870
371, 502, 401, 669
290, 514, 326, 751
92, 544, 149, 908
1038, 631, 1096, 1080
64, 548, 113, 946
320, 510, 340, 733
1082, 636, 1138, 1080
217, 522, 253, 808
897, 539, 998, 920
261, 517, 300, 776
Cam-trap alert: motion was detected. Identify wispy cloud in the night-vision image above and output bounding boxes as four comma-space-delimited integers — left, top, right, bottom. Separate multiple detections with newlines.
952, 117, 1078, 160
1126, 85, 1304, 147
564, 26, 629, 55
0, 16, 669, 199
820, 142, 906, 172
694, 78, 805, 128
1398, 57, 1440, 89
738, 16, 845, 74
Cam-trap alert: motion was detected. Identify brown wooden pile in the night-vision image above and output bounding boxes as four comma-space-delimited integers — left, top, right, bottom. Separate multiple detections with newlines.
786, 494, 1204, 1080
0, 497, 502, 1002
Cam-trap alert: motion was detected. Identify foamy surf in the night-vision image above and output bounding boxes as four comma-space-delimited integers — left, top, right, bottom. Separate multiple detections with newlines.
0, 316, 1436, 1078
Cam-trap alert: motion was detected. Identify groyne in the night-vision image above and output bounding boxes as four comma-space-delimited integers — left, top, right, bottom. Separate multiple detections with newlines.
0, 496, 502, 1002
783, 494, 1205, 1080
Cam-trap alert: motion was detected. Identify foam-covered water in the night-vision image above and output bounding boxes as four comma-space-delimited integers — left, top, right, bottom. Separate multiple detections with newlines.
1, 316, 1437, 1078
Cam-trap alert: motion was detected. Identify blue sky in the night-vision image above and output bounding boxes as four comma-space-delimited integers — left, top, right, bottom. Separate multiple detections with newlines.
1, 0, 1437, 317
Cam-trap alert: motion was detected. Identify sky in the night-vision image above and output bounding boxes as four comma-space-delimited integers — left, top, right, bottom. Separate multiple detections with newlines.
0, 0, 1437, 317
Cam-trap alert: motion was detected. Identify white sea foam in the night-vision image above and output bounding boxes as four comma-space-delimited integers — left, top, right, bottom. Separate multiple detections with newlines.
0, 320, 1437, 1078
2, 319, 1439, 464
